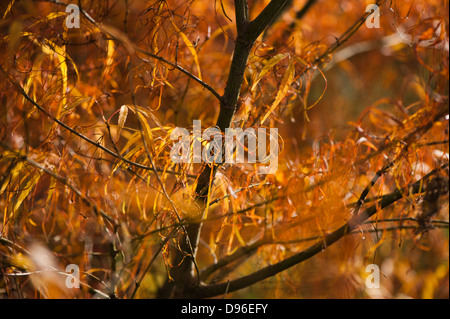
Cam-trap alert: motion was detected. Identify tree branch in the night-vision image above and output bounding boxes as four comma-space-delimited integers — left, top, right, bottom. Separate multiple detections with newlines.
294, 0, 318, 21
192, 162, 449, 298
200, 236, 267, 281
312, 0, 387, 67
235, 0, 249, 34
245, 0, 291, 42
199, 217, 449, 281
0, 237, 30, 255
136, 48, 223, 102
158, 0, 315, 297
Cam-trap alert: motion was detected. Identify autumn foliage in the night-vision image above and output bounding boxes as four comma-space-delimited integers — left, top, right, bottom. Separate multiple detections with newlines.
0, 0, 448, 299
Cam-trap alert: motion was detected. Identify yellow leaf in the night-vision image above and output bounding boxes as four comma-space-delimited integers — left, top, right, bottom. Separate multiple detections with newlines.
126, 104, 167, 133
168, 185, 203, 218
171, 20, 202, 80
12, 253, 33, 271
45, 176, 57, 207
0, 158, 23, 194
27, 11, 67, 29
251, 53, 289, 92
14, 173, 40, 213
2, 0, 15, 19
260, 57, 295, 124
62, 97, 92, 116
234, 226, 246, 246
9, 32, 79, 118
136, 111, 157, 158
120, 131, 142, 155
103, 39, 118, 88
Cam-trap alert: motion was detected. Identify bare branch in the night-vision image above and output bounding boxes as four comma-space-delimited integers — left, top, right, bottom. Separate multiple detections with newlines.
199, 217, 450, 280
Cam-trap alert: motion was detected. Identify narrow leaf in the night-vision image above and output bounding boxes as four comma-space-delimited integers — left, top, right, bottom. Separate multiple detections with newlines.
171, 20, 202, 80
2, 0, 15, 19
13, 174, 40, 213
260, 58, 295, 124
251, 53, 289, 92
136, 111, 157, 158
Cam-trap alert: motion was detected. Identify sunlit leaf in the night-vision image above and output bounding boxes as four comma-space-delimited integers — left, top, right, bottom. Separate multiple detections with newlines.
260, 57, 295, 124
251, 53, 289, 92
171, 20, 202, 80
136, 111, 157, 158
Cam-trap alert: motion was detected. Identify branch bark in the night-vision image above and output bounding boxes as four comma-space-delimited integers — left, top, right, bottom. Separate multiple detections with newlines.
157, 0, 294, 298
235, 0, 249, 34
